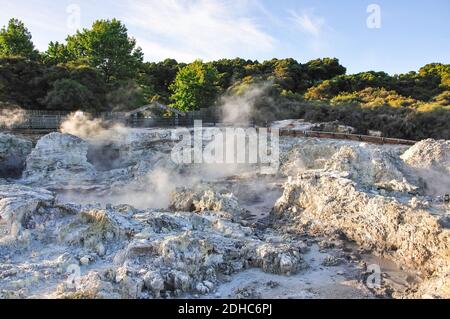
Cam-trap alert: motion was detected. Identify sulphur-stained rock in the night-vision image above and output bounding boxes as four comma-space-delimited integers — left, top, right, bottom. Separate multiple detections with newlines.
0, 133, 33, 178
279, 138, 344, 174
273, 171, 448, 271
194, 190, 247, 219
279, 137, 418, 193
115, 266, 144, 299
59, 271, 121, 299
19, 202, 306, 299
59, 207, 138, 250
252, 243, 304, 275
169, 187, 249, 222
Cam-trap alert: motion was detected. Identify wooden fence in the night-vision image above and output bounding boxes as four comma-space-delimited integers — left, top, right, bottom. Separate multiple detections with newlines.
275, 129, 416, 146
1, 109, 417, 146
1, 109, 220, 130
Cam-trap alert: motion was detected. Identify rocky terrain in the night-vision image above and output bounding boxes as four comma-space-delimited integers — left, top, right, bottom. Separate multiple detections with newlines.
0, 127, 449, 299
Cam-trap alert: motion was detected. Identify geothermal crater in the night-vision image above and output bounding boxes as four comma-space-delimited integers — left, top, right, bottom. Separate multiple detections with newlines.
0, 123, 449, 299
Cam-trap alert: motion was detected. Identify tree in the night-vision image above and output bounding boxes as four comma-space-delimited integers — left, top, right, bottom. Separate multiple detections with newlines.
304, 58, 346, 83
63, 19, 143, 83
68, 65, 107, 104
0, 18, 39, 60
419, 63, 450, 89
169, 60, 220, 112
0, 57, 47, 108
43, 79, 103, 111
270, 58, 304, 92
304, 71, 392, 100
138, 59, 182, 102
211, 58, 256, 90
44, 41, 73, 65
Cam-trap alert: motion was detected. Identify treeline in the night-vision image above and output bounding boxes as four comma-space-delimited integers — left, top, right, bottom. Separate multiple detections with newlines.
0, 18, 449, 139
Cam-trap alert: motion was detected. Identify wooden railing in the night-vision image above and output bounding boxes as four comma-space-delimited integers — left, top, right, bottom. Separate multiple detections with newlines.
274, 129, 416, 146
1, 109, 417, 146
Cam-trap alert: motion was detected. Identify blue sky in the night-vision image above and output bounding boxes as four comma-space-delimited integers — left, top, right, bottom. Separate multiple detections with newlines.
1, 0, 449, 74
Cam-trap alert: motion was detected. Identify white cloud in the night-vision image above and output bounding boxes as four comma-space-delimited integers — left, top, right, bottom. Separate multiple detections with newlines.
291, 11, 325, 37
0, 1, 79, 51
289, 10, 325, 37
289, 9, 331, 53
136, 38, 199, 62
123, 0, 275, 62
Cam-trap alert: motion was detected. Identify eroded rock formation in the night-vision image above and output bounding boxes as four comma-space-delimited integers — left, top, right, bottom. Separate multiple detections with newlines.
0, 133, 32, 178
0, 128, 449, 299
273, 138, 450, 298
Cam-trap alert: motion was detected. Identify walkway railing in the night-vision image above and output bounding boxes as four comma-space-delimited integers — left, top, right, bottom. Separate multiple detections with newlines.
275, 129, 416, 145
1, 110, 417, 146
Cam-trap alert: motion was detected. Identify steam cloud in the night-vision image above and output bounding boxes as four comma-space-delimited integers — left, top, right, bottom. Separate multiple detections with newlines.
60, 111, 128, 142
56, 96, 272, 210
416, 169, 450, 196
0, 107, 27, 129
220, 82, 272, 125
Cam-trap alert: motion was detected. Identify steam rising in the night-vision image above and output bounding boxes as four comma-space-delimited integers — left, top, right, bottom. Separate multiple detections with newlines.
0, 107, 27, 129
58, 163, 252, 210
57, 111, 252, 209
55, 88, 275, 209
220, 82, 271, 125
60, 111, 128, 141
417, 169, 450, 196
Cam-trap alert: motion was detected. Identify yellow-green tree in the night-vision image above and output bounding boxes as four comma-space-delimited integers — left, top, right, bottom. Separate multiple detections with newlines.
169, 60, 220, 112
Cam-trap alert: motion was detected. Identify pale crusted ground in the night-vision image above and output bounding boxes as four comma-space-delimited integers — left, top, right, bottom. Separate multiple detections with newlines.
0, 128, 449, 299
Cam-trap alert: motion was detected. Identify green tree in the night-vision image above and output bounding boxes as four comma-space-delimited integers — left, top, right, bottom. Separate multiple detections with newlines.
211, 58, 256, 90
138, 59, 182, 102
304, 58, 347, 84
43, 78, 103, 111
0, 18, 39, 60
270, 58, 304, 92
0, 57, 46, 108
169, 60, 220, 112
63, 19, 143, 83
419, 63, 450, 88
44, 41, 73, 65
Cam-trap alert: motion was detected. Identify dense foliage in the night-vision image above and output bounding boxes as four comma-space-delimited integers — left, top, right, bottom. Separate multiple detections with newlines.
0, 18, 39, 60
169, 60, 220, 112
61, 19, 144, 84
0, 18, 448, 139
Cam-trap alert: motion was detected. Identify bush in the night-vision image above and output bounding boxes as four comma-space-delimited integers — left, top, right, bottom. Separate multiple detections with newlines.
43, 79, 102, 111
